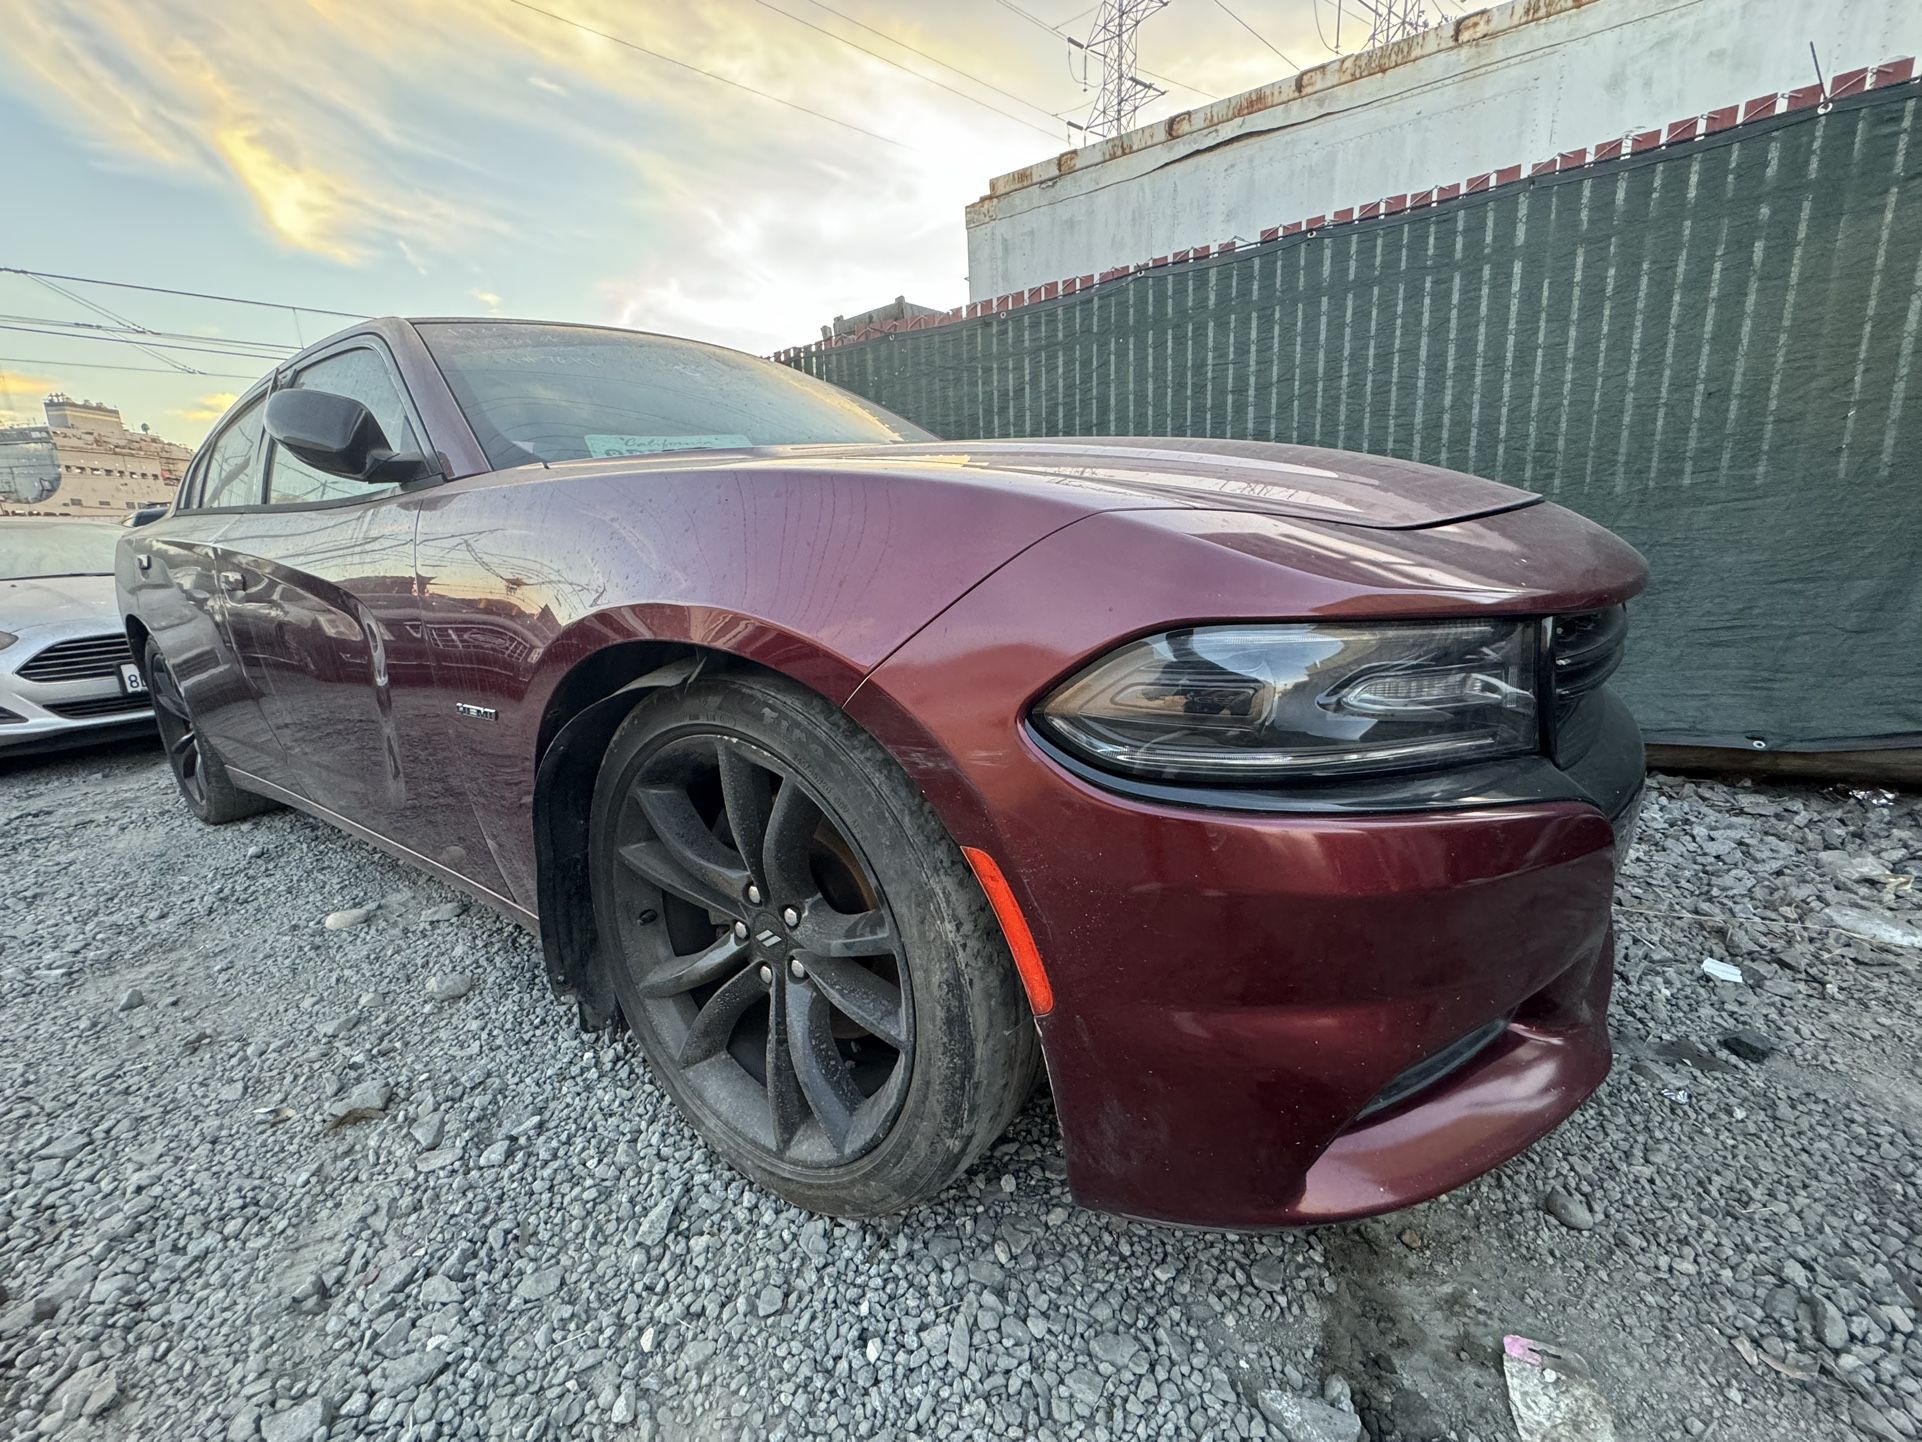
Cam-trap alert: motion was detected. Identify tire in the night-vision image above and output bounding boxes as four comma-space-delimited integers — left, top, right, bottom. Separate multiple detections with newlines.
589, 672, 1039, 1216
145, 640, 275, 826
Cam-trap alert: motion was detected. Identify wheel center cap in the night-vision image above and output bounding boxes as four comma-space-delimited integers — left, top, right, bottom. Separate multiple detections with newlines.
751, 913, 786, 952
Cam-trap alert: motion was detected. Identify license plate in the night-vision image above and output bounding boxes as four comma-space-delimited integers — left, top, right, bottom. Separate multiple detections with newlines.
119, 662, 148, 696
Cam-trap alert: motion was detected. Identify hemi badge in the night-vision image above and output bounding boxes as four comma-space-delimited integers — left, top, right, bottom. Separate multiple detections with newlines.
455, 702, 498, 722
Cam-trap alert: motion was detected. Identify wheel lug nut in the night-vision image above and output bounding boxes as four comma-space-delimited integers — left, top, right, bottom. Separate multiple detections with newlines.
732, 921, 748, 940
746, 884, 762, 904
789, 959, 807, 980
758, 964, 773, 985
782, 907, 801, 927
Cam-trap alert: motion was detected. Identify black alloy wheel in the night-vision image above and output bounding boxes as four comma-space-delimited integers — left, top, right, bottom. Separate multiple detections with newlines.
147, 649, 206, 808
589, 674, 1038, 1216
605, 731, 913, 1167
144, 640, 273, 825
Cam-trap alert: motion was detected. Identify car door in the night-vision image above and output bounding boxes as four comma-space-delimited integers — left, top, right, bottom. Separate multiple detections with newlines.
135, 393, 288, 778
213, 340, 505, 890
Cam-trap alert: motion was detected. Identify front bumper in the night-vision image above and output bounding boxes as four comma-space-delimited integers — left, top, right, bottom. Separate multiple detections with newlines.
0, 670, 153, 753
1014, 770, 1626, 1228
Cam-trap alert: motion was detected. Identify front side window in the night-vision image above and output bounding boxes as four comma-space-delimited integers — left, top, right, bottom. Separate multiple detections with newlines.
268, 346, 422, 506
417, 321, 932, 470
197, 396, 267, 509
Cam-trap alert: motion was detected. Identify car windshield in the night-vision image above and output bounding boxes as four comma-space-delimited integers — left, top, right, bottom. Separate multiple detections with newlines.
417, 321, 934, 468
0, 520, 124, 580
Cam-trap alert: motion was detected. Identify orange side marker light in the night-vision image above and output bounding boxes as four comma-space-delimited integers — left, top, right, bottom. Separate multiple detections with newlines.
961, 846, 1055, 1017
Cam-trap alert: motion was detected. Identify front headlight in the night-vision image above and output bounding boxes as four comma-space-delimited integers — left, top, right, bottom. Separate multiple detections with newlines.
1033, 620, 1540, 781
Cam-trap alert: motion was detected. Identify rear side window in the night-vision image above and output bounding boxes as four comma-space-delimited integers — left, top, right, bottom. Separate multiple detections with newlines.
196, 397, 266, 509
267, 346, 421, 506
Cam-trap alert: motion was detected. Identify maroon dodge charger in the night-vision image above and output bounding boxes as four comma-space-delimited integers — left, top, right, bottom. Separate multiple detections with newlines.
118, 318, 1646, 1227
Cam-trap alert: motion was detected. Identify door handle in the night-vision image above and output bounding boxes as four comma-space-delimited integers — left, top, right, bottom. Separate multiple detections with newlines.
218, 570, 246, 593
136, 554, 152, 572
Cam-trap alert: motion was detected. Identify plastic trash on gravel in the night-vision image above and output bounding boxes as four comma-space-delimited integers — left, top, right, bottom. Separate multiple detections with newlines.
1503, 1334, 1614, 1442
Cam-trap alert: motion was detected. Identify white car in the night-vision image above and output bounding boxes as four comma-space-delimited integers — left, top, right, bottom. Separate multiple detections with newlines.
1, 518, 155, 754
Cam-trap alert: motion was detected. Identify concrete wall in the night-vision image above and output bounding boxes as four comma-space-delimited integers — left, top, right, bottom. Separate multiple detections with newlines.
965, 0, 1922, 300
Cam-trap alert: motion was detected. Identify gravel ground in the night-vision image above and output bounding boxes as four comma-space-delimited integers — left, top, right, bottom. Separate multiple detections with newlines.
1, 739, 1918, 1442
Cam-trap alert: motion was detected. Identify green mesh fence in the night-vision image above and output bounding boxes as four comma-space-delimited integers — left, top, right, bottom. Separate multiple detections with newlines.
783, 89, 1922, 752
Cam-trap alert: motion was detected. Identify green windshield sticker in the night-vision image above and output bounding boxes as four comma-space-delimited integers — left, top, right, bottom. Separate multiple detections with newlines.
585, 433, 752, 458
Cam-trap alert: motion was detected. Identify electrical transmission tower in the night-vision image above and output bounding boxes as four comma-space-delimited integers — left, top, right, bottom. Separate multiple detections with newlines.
1345, 0, 1433, 48
1078, 0, 1169, 139
1330, 0, 1437, 52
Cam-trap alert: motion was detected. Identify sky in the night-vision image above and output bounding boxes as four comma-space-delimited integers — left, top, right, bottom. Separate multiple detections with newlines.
0, 0, 1431, 446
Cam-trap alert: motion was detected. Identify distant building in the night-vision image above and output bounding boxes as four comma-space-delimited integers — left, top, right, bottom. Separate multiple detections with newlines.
825, 296, 944, 341
0, 394, 192, 514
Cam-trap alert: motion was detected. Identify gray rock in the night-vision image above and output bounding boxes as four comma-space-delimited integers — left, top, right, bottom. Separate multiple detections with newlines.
425, 973, 473, 1002
0, 1296, 57, 1337
38, 1130, 89, 1160
1820, 905, 1922, 951
755, 1284, 785, 1317
1321, 1374, 1355, 1413
370, 1350, 448, 1394
1544, 1186, 1597, 1231
116, 986, 146, 1012
479, 1139, 511, 1166
1250, 1257, 1291, 1291
1818, 851, 1888, 884
322, 906, 377, 930
612, 1385, 639, 1425
636, 1193, 679, 1245
1090, 1333, 1139, 1367
1256, 1390, 1364, 1442
1063, 1367, 1104, 1406
514, 1265, 564, 1301
325, 1079, 392, 1123
421, 902, 466, 923
1813, 1294, 1850, 1351
947, 1316, 972, 1371
260, 1397, 335, 1442
420, 1274, 462, 1307
411, 1111, 446, 1150
1720, 1028, 1777, 1062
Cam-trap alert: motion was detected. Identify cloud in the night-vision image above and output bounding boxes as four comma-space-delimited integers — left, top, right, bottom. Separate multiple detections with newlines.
0, 368, 59, 395
174, 391, 238, 423
0, 369, 59, 425
0, 0, 1319, 352
471, 289, 504, 314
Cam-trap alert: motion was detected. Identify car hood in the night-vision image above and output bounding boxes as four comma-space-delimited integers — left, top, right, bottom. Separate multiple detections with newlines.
1, 574, 122, 638
749, 437, 1540, 530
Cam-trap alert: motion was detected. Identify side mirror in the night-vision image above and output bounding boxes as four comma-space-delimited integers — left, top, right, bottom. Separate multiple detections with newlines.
264, 388, 438, 485
127, 504, 168, 527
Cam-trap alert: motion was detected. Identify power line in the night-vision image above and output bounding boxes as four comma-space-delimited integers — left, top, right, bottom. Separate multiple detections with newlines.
744, 0, 1065, 140
786, 0, 1072, 129
0, 267, 365, 319
0, 314, 295, 355
0, 355, 264, 382
28, 275, 201, 378
0, 325, 283, 371
499, 0, 913, 151
1210, 0, 1301, 68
